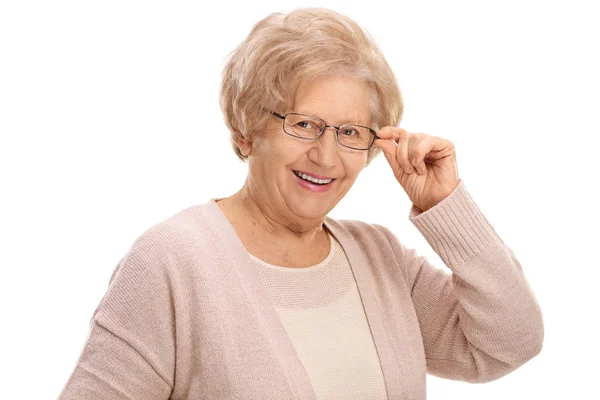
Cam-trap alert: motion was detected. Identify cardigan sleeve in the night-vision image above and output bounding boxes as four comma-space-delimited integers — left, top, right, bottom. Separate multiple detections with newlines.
58, 231, 176, 399
400, 180, 544, 383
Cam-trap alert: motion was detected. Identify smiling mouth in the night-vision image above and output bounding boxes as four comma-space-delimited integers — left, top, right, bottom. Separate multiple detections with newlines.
293, 170, 335, 185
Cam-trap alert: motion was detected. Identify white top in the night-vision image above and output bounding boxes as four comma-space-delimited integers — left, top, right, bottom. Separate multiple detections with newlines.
249, 232, 388, 400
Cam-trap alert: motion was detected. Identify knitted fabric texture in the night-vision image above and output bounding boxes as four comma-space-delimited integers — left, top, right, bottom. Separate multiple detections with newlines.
59, 180, 544, 399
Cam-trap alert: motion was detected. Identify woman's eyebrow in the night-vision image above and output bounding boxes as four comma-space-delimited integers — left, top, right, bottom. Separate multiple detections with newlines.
295, 110, 368, 125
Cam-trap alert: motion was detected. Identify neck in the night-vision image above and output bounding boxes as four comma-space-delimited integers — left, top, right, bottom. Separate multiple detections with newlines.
224, 181, 327, 244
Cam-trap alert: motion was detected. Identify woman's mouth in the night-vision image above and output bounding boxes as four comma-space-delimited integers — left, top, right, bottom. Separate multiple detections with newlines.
292, 170, 335, 192
293, 170, 333, 185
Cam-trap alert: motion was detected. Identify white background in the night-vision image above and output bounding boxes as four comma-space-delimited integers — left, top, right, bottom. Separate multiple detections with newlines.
1, 0, 598, 398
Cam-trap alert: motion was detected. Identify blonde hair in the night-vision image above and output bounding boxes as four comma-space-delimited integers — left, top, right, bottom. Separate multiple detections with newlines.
220, 8, 403, 163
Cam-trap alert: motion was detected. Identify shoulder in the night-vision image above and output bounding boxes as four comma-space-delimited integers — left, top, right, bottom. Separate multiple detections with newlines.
131, 202, 209, 245
118, 201, 226, 275
326, 217, 403, 250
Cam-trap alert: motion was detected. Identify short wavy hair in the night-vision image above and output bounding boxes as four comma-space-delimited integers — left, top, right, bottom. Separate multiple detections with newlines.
220, 8, 403, 164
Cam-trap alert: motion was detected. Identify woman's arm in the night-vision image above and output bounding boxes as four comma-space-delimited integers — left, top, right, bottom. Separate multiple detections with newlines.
395, 181, 543, 382
58, 234, 176, 399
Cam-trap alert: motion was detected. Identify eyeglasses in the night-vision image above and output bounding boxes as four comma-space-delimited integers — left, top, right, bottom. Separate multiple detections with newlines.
271, 111, 379, 151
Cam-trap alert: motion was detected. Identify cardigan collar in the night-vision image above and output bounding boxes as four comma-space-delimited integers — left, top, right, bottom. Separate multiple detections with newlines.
204, 198, 402, 399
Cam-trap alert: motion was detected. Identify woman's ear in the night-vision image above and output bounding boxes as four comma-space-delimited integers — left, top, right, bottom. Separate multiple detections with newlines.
236, 131, 253, 157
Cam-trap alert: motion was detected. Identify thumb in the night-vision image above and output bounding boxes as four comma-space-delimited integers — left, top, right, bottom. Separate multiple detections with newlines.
375, 139, 401, 174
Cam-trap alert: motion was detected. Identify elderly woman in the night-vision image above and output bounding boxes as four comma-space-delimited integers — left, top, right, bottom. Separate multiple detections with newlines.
60, 8, 543, 400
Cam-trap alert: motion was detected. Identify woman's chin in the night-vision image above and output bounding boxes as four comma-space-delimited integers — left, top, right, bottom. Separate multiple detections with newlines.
288, 197, 334, 221
282, 176, 347, 220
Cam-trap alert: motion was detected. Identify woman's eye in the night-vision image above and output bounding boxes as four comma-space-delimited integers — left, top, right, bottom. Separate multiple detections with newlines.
341, 128, 357, 136
297, 121, 313, 129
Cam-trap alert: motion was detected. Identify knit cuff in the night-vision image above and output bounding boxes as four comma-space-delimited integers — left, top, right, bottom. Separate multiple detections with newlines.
408, 180, 498, 268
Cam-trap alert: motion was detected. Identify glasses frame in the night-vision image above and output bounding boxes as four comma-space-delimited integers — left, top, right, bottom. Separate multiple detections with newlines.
271, 111, 380, 151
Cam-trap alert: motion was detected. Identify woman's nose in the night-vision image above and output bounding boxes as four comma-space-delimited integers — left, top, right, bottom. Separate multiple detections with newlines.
308, 126, 338, 167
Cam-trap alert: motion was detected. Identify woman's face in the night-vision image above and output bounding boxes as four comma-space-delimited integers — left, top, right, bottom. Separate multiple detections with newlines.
243, 74, 372, 225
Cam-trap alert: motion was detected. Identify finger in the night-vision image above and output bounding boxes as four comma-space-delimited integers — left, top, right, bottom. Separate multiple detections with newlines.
376, 126, 402, 143
425, 136, 456, 160
408, 134, 429, 175
378, 127, 416, 174
374, 139, 402, 176
396, 129, 414, 174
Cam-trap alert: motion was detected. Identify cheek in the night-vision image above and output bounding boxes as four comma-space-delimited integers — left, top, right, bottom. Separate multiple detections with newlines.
253, 136, 301, 172
270, 139, 310, 165
341, 153, 368, 179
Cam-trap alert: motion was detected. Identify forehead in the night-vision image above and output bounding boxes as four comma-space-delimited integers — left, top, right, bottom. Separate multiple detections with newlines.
293, 74, 372, 124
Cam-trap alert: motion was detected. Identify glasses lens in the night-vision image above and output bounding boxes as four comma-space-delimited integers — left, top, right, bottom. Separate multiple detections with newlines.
284, 114, 325, 139
337, 125, 375, 150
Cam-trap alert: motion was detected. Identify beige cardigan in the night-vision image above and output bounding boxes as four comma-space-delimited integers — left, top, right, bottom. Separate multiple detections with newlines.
59, 180, 544, 399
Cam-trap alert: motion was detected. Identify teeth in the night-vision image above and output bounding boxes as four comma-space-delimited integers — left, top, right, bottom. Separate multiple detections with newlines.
294, 171, 332, 185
